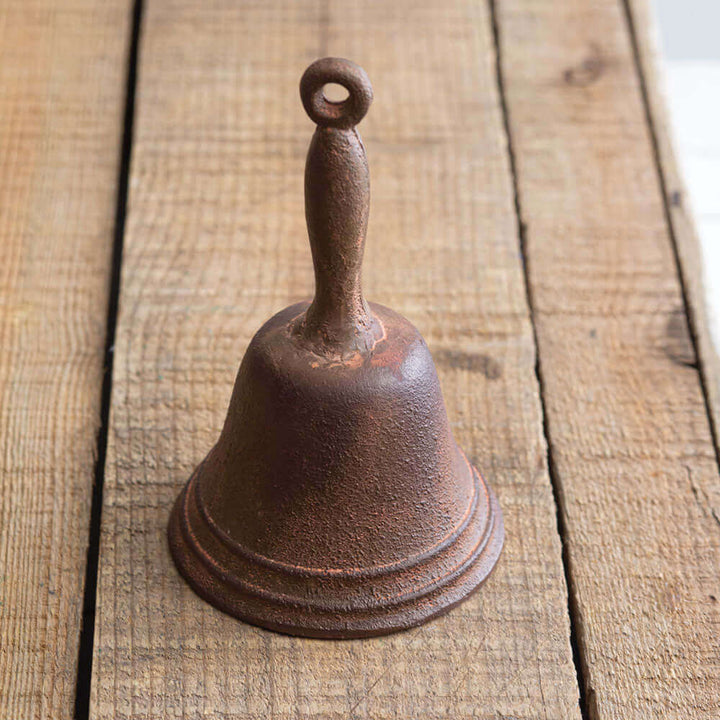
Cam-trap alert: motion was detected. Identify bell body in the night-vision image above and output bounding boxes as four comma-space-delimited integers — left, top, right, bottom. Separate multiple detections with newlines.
168, 302, 503, 637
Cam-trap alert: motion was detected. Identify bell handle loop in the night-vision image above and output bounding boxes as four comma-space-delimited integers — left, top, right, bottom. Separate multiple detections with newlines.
298, 58, 380, 356
300, 57, 373, 129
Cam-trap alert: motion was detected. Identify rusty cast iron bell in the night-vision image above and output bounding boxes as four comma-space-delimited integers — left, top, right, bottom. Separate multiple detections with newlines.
168, 58, 504, 638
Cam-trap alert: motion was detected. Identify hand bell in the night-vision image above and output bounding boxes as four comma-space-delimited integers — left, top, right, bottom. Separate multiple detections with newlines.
168, 57, 504, 638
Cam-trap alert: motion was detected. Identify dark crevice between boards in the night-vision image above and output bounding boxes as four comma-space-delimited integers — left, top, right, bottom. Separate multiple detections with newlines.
619, 0, 720, 475
73, 1, 144, 718
487, 1, 592, 719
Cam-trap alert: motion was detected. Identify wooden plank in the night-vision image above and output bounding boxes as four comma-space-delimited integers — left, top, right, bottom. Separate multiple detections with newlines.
0, 2, 132, 719
494, 0, 720, 717
626, 0, 720, 464
90, 1, 581, 717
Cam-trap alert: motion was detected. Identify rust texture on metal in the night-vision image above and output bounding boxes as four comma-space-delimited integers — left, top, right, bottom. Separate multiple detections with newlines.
168, 57, 504, 638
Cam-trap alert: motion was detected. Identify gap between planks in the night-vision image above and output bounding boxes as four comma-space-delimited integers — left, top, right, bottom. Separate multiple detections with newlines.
74, 2, 145, 719
487, 1, 592, 718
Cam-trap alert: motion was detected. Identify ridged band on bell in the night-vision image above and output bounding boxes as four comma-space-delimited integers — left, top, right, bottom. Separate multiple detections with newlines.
168, 57, 504, 638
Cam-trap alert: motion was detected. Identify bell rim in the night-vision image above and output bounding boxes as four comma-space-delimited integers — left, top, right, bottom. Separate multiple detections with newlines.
167, 459, 503, 639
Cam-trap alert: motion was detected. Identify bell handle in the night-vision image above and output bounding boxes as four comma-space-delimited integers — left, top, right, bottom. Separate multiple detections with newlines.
297, 58, 381, 356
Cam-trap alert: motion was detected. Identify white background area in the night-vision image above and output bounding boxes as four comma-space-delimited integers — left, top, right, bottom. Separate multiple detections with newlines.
653, 0, 720, 354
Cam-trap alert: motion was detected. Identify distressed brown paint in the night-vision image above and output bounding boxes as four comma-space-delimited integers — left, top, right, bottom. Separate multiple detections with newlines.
167, 58, 504, 638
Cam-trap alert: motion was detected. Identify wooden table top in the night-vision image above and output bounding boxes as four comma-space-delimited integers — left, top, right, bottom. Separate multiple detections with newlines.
2, 1, 718, 718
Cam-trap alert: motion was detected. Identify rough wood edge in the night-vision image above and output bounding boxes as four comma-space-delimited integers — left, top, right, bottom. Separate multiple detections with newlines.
624, 0, 720, 463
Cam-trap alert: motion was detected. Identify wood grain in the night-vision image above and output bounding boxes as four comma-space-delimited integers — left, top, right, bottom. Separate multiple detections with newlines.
495, 0, 720, 717
0, 2, 131, 718
90, 1, 581, 718
626, 0, 720, 462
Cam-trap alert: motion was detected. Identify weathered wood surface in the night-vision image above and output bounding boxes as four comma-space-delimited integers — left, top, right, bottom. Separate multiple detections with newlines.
496, 0, 720, 717
0, 2, 131, 719
1, 0, 716, 717
90, 1, 581, 718
627, 0, 720, 458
